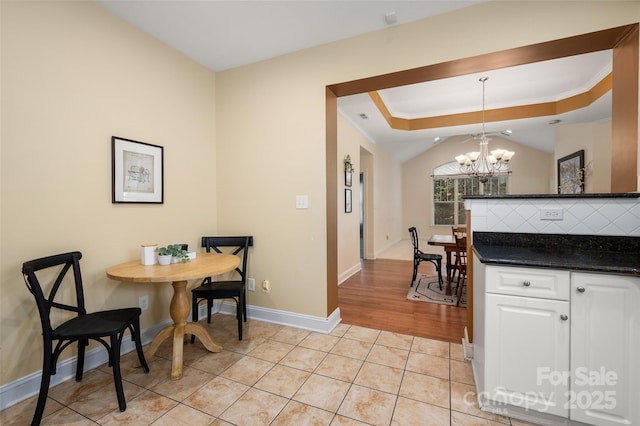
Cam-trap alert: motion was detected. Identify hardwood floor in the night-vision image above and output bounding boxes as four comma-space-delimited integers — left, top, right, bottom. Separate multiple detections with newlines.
338, 258, 467, 343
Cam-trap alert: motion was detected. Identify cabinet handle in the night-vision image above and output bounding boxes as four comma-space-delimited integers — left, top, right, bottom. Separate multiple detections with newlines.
560, 314, 569, 321
522, 280, 531, 287
577, 286, 586, 293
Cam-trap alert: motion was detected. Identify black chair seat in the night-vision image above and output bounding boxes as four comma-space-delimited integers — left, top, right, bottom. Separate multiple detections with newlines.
53, 308, 142, 339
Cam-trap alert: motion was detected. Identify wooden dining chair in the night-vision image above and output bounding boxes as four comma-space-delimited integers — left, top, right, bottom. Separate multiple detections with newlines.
452, 234, 468, 306
22, 251, 149, 426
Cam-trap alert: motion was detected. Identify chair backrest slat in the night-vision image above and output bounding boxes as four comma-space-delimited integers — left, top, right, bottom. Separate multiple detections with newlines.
22, 251, 86, 336
201, 236, 253, 281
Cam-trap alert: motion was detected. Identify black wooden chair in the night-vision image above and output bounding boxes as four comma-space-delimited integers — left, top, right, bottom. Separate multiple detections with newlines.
22, 251, 149, 426
408, 227, 444, 289
191, 236, 253, 341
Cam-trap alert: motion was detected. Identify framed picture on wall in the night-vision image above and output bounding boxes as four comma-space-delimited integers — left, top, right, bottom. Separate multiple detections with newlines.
345, 169, 352, 187
557, 149, 585, 194
345, 189, 352, 213
112, 136, 164, 203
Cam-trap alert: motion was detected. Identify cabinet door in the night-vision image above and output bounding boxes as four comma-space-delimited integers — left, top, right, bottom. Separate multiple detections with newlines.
485, 293, 570, 417
571, 273, 640, 426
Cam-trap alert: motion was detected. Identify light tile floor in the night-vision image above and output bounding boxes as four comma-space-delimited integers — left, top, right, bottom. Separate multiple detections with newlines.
1, 314, 537, 425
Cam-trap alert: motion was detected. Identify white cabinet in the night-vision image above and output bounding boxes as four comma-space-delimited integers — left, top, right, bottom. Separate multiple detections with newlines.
479, 264, 640, 426
484, 266, 570, 417
570, 273, 640, 426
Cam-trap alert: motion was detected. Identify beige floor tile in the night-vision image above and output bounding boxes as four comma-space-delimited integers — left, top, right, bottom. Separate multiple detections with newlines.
451, 359, 475, 385
271, 400, 334, 426
0, 395, 64, 425
399, 371, 450, 409
329, 323, 351, 337
450, 382, 510, 425
510, 417, 543, 426
375, 330, 414, 350
219, 356, 274, 386
293, 374, 351, 412
405, 351, 450, 380
47, 369, 113, 405
67, 380, 145, 421
343, 325, 381, 343
299, 332, 340, 352
354, 362, 404, 394
452, 410, 511, 425
152, 403, 215, 426
279, 346, 327, 372
330, 338, 373, 360
315, 353, 364, 382
123, 357, 173, 389
219, 387, 288, 426
247, 339, 295, 363
150, 366, 216, 401
330, 415, 370, 425
41, 406, 96, 425
270, 326, 311, 345
243, 319, 282, 339
183, 376, 249, 417
188, 349, 244, 375
98, 390, 177, 425
254, 364, 310, 398
391, 396, 451, 426
218, 335, 267, 355
450, 343, 466, 361
210, 419, 235, 426
366, 344, 409, 369
337, 384, 396, 426
412, 336, 450, 358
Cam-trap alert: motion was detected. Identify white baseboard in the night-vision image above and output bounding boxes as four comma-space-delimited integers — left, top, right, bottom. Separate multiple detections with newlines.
338, 263, 361, 285
0, 304, 342, 411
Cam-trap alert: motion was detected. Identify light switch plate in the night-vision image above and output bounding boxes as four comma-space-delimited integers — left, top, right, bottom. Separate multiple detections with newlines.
540, 208, 564, 220
295, 195, 309, 209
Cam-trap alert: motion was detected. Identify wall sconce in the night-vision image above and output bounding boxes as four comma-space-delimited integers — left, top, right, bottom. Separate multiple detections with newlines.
344, 155, 353, 187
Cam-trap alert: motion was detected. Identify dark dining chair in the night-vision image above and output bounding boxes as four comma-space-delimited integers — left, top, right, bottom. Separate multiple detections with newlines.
408, 227, 444, 289
191, 236, 253, 341
22, 251, 149, 426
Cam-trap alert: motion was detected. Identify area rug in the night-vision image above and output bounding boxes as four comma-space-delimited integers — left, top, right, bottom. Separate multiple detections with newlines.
407, 275, 466, 307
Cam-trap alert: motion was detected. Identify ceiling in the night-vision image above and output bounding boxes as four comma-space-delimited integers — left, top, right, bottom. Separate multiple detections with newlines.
94, 0, 612, 162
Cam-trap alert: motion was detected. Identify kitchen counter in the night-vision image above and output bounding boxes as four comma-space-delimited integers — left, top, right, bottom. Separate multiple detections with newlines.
473, 232, 640, 276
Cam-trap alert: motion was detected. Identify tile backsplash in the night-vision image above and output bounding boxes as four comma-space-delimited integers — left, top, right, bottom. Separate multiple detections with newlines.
466, 196, 640, 236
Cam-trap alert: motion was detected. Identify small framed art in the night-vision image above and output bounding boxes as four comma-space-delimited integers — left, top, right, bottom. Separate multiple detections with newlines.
345, 188, 352, 213
345, 169, 352, 187
112, 136, 164, 203
557, 149, 585, 194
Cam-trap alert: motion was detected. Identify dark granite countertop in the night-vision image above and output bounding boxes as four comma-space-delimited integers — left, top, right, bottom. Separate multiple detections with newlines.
464, 192, 640, 200
473, 232, 640, 276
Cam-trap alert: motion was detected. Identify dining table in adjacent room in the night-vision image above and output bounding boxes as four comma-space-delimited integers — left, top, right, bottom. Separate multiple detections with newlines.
106, 252, 240, 380
427, 234, 457, 295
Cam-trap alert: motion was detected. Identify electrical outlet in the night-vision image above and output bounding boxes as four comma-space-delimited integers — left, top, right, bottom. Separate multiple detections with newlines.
540, 208, 564, 220
248, 278, 255, 291
262, 280, 270, 293
138, 295, 149, 311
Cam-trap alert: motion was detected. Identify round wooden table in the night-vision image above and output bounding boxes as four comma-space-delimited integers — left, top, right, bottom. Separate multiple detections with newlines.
106, 252, 240, 380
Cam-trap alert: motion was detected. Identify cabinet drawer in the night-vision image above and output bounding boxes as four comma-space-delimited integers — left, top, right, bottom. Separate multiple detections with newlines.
487, 266, 570, 300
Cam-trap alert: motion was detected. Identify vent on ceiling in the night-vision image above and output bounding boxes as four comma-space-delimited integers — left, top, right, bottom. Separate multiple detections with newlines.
359, 113, 369, 120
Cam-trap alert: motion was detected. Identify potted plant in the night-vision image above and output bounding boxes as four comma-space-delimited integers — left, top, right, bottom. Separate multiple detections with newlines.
156, 244, 190, 265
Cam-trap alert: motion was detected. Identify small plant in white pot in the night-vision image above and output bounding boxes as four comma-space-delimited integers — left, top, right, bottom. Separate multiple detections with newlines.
156, 244, 189, 265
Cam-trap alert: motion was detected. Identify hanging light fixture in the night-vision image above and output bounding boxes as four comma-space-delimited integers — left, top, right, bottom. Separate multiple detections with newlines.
455, 77, 514, 183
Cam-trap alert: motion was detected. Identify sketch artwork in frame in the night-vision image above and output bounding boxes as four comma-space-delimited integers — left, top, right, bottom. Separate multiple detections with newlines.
345, 189, 352, 213
557, 149, 585, 194
112, 136, 164, 203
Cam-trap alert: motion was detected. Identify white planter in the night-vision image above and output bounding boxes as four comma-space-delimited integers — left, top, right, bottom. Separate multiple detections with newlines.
158, 255, 172, 266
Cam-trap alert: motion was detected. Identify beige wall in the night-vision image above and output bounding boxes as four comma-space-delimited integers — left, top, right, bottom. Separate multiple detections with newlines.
555, 122, 612, 193
2, 0, 639, 392
1, 2, 217, 384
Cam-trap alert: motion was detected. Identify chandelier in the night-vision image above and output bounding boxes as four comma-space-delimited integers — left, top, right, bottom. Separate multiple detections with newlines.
455, 77, 514, 183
